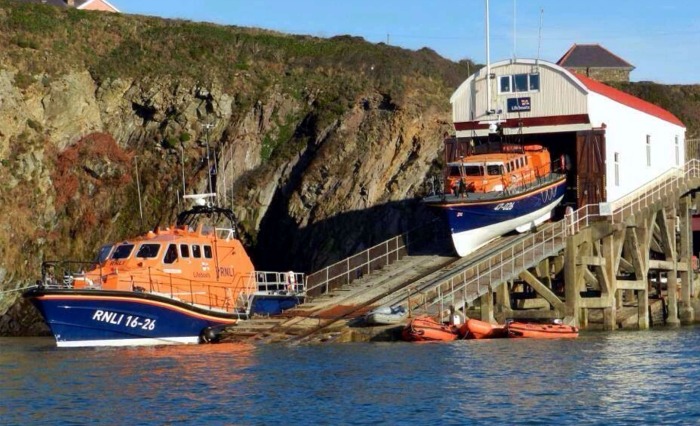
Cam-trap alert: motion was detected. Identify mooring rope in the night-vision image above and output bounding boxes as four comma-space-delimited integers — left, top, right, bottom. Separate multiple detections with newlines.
0, 285, 36, 295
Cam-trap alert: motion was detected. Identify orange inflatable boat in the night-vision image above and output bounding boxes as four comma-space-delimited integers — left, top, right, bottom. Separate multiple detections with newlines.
460, 318, 508, 339
506, 321, 579, 339
401, 316, 459, 342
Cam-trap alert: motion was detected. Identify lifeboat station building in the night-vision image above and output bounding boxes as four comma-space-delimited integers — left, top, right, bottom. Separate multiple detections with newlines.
450, 58, 686, 209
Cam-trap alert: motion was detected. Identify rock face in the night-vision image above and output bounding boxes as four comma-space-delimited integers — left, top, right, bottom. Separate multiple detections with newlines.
0, 3, 467, 334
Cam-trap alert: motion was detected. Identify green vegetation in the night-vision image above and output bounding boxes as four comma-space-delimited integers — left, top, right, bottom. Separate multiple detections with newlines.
0, 0, 474, 95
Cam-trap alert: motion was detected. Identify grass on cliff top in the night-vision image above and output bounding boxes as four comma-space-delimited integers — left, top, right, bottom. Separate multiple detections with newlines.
0, 0, 475, 98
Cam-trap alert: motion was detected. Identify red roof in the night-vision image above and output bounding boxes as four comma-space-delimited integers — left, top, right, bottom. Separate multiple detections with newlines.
573, 72, 684, 128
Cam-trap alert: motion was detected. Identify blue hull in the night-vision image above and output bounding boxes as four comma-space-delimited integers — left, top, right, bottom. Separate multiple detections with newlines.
425, 177, 567, 256
250, 293, 305, 315
24, 289, 243, 347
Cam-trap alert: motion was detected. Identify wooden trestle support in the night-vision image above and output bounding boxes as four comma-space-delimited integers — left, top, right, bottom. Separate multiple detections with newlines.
475, 193, 699, 330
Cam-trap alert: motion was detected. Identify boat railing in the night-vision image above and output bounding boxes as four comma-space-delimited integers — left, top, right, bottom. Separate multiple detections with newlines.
248, 270, 306, 295
38, 260, 102, 288
304, 221, 442, 299
131, 269, 254, 314
421, 158, 700, 320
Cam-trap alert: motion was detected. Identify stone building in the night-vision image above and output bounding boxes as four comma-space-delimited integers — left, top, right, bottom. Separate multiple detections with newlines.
557, 44, 634, 83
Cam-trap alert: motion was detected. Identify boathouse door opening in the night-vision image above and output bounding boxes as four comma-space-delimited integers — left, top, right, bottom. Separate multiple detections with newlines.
576, 129, 606, 207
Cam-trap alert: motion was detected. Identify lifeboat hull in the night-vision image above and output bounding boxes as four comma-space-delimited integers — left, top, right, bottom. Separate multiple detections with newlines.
507, 321, 579, 339
425, 177, 566, 257
24, 288, 243, 347
461, 318, 508, 339
401, 316, 459, 342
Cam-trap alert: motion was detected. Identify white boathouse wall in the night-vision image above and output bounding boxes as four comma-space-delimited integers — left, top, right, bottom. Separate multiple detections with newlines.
587, 92, 685, 202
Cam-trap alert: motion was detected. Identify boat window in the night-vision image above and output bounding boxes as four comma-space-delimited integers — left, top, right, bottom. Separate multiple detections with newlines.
192, 245, 202, 258
163, 244, 178, 264
180, 244, 190, 258
204, 245, 213, 259
111, 244, 134, 260
448, 165, 482, 176
487, 165, 502, 176
524, 156, 528, 165
136, 243, 161, 259
506, 163, 511, 173
463, 166, 482, 176
96, 244, 114, 263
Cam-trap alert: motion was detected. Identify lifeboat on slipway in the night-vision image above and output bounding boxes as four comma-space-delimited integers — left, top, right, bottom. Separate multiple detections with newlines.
423, 134, 567, 257
506, 321, 579, 339
23, 194, 306, 348
401, 316, 459, 342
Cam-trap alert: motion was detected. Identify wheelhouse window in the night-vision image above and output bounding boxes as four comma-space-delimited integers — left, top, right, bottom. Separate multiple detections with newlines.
204, 245, 213, 259
498, 73, 540, 94
96, 244, 114, 263
449, 165, 483, 177
111, 244, 134, 260
487, 165, 504, 176
192, 245, 202, 258
163, 244, 178, 264
180, 244, 190, 258
136, 243, 161, 259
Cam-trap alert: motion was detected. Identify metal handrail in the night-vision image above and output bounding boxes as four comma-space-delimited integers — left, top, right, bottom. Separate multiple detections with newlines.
303, 221, 442, 299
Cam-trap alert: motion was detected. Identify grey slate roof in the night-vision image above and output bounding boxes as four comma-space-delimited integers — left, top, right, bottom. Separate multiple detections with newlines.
557, 44, 635, 69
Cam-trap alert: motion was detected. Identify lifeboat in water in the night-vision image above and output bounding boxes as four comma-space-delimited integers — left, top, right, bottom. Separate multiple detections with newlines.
23, 194, 306, 348
460, 318, 508, 339
423, 135, 567, 257
401, 315, 459, 342
506, 321, 579, 339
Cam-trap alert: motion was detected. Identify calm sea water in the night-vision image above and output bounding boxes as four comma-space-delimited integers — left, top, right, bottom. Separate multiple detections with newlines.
2, 327, 700, 425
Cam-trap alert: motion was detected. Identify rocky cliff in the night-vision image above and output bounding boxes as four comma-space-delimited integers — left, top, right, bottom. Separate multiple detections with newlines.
0, 1, 473, 334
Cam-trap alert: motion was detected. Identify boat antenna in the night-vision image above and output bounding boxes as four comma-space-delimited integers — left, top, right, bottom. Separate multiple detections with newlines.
134, 155, 143, 229
536, 8, 544, 64
512, 0, 517, 60
203, 123, 215, 200
485, 0, 492, 115
180, 144, 186, 198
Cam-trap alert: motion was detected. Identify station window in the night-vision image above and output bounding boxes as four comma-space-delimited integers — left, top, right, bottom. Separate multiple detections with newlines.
614, 152, 620, 186
675, 136, 680, 165
204, 245, 213, 259
646, 135, 651, 166
180, 244, 190, 258
498, 73, 540, 94
192, 245, 202, 258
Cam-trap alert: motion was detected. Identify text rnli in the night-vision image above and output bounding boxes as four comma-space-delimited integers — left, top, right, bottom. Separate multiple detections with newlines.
92, 309, 156, 331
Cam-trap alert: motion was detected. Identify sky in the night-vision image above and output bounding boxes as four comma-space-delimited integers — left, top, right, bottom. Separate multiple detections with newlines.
111, 0, 700, 84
